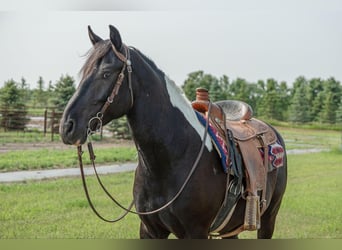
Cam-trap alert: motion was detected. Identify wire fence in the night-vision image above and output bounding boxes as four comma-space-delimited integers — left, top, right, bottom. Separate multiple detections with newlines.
0, 106, 63, 142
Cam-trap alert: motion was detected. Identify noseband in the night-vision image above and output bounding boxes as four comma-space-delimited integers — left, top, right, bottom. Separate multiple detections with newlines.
87, 43, 133, 136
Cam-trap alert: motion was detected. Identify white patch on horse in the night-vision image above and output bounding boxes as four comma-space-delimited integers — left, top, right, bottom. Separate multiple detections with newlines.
164, 75, 212, 151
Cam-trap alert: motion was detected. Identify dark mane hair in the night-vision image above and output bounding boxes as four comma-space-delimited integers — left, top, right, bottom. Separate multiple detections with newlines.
134, 48, 160, 73
80, 41, 165, 84
80, 40, 112, 81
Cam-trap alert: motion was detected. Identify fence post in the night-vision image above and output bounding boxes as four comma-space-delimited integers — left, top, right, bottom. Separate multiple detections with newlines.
51, 108, 55, 141
44, 108, 47, 136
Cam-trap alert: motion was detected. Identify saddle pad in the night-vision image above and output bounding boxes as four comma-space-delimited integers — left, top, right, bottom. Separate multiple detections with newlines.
196, 112, 229, 173
259, 141, 285, 171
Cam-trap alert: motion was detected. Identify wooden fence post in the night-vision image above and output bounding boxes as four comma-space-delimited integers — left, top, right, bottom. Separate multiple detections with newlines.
44, 108, 47, 136
51, 109, 55, 141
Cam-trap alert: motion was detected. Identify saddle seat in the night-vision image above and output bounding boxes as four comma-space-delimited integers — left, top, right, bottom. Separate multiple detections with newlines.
215, 100, 253, 121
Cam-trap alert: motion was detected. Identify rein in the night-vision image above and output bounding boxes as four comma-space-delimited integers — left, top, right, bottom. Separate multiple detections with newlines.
77, 43, 212, 223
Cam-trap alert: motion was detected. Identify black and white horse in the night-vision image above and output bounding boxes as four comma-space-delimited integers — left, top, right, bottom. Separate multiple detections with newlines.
60, 25, 287, 239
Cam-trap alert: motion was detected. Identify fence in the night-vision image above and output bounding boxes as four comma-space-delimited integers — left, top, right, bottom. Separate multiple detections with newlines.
43, 108, 63, 141
0, 107, 131, 142
0, 106, 63, 142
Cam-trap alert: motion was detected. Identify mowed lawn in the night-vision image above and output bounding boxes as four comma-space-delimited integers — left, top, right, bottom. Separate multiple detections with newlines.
0, 150, 341, 239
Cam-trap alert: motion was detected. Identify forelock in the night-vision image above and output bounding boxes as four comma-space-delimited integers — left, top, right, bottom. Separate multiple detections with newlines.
80, 40, 112, 81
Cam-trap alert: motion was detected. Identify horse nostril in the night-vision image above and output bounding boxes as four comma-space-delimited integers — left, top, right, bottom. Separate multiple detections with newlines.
64, 119, 75, 135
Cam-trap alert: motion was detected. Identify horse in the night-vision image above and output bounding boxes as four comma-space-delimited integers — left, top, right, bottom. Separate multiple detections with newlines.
60, 25, 287, 239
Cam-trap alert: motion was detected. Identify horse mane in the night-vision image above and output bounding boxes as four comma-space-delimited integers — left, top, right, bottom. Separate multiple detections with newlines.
133, 48, 161, 73
79, 40, 112, 81
80, 40, 167, 85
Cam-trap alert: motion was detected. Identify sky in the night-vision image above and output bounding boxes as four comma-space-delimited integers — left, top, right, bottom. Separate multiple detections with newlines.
0, 0, 341, 89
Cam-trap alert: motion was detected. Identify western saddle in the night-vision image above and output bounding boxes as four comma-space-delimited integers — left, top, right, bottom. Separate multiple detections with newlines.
191, 88, 277, 234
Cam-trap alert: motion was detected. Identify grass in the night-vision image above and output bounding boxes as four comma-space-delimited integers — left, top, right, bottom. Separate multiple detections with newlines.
0, 150, 341, 239
241, 150, 342, 239
0, 172, 139, 239
0, 126, 341, 238
274, 150, 342, 238
0, 146, 137, 172
275, 126, 341, 150
0, 130, 61, 143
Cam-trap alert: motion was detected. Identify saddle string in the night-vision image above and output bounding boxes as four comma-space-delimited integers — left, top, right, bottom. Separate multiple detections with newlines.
78, 102, 212, 221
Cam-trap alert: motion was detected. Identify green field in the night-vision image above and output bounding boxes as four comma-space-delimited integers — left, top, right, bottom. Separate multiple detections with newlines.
0, 150, 341, 239
276, 126, 341, 150
0, 146, 137, 172
0, 126, 341, 238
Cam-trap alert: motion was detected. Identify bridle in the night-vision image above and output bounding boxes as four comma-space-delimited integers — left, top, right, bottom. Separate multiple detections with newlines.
86, 43, 133, 135
76, 42, 211, 223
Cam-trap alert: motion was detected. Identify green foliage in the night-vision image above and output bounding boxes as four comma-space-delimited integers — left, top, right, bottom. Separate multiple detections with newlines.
107, 116, 132, 139
288, 77, 311, 123
258, 78, 287, 120
0, 79, 29, 130
51, 74, 76, 111
0, 146, 137, 172
32, 76, 48, 107
336, 97, 342, 124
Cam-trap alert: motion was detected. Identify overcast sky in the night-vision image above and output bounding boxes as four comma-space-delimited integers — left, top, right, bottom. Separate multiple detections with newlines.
0, 0, 341, 88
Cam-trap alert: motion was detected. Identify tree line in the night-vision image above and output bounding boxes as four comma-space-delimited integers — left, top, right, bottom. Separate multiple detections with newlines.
182, 71, 342, 125
1, 71, 341, 132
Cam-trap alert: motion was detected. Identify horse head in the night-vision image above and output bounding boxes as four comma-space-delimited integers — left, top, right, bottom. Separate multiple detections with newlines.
60, 25, 133, 145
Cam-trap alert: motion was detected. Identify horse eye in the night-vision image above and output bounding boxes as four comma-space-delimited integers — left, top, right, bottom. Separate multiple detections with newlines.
103, 72, 111, 79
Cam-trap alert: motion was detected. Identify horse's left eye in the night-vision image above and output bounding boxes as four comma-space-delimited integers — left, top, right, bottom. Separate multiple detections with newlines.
103, 72, 111, 79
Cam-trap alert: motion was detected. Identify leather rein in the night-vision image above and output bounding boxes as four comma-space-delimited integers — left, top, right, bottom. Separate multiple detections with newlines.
77, 43, 211, 223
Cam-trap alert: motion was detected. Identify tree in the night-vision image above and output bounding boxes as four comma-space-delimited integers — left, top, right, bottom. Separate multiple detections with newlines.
318, 78, 342, 124
0, 79, 29, 130
228, 77, 251, 102
321, 91, 337, 124
52, 75, 76, 111
288, 79, 311, 123
182, 71, 224, 102
336, 97, 342, 124
33, 76, 48, 107
278, 81, 290, 120
254, 78, 288, 120
311, 92, 325, 122
307, 78, 324, 121
19, 77, 31, 104
107, 116, 132, 139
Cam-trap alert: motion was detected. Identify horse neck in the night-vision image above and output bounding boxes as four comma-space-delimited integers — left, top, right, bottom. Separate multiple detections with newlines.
126, 53, 211, 172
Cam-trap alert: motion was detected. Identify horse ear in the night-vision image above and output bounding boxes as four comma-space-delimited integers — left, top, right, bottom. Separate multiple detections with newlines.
109, 25, 122, 50
88, 25, 103, 45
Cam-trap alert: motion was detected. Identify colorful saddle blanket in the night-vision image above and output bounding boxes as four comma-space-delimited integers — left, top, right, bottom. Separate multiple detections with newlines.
196, 112, 229, 173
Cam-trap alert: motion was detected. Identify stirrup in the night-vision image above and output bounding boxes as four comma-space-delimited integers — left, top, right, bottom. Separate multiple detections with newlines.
244, 195, 261, 230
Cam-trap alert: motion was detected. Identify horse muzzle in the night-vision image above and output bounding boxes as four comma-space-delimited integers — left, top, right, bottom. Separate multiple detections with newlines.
60, 116, 87, 146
